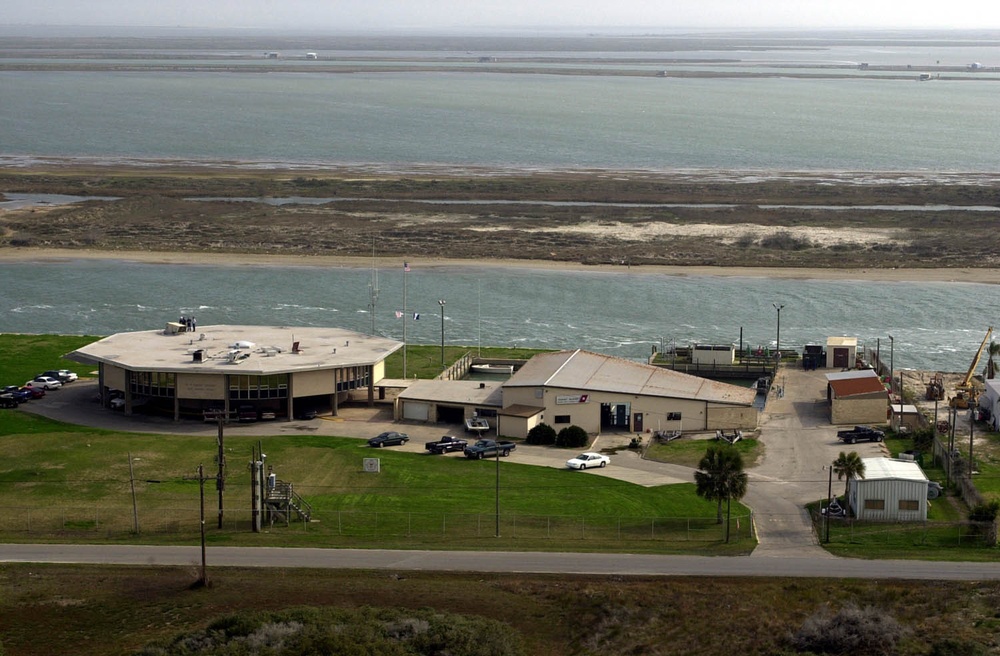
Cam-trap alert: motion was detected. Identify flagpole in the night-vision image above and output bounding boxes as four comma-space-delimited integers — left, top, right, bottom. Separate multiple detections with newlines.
402, 262, 408, 378
368, 237, 379, 336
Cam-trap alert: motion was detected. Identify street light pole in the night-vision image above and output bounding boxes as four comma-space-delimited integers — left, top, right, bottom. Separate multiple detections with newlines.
888, 334, 895, 396
772, 303, 784, 355
438, 299, 446, 368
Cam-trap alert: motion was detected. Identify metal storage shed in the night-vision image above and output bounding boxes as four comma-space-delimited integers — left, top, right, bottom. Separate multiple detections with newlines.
849, 457, 930, 521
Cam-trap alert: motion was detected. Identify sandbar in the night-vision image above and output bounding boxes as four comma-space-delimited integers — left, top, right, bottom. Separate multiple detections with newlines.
2, 247, 997, 285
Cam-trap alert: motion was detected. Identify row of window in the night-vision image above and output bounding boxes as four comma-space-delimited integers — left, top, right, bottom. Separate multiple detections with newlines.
863, 499, 921, 511
130, 372, 176, 398
230, 374, 289, 400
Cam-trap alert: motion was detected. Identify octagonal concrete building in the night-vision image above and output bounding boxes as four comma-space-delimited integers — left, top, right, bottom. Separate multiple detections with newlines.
68, 324, 403, 421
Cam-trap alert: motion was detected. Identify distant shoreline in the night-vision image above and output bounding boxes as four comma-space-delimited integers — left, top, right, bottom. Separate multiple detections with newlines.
2, 248, 998, 285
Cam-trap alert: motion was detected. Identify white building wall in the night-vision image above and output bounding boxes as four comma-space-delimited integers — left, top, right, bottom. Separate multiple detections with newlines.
850, 478, 927, 521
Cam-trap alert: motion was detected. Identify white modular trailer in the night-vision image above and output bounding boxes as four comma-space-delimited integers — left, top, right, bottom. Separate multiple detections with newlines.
849, 458, 930, 521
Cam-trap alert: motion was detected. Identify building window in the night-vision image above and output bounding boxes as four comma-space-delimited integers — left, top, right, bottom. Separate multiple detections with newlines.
898, 499, 920, 511
229, 374, 289, 400
554, 415, 571, 424
864, 499, 885, 510
667, 412, 682, 421
477, 408, 497, 418
129, 371, 175, 398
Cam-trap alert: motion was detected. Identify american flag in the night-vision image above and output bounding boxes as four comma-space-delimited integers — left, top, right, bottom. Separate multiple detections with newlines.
395, 310, 403, 318
403, 262, 410, 272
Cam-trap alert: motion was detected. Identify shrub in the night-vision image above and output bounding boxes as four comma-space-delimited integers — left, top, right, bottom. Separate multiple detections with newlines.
526, 422, 557, 445
789, 603, 907, 655
969, 501, 1000, 522
759, 231, 811, 251
556, 425, 589, 449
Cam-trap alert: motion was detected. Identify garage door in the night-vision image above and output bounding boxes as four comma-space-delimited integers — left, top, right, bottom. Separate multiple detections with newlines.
402, 402, 429, 421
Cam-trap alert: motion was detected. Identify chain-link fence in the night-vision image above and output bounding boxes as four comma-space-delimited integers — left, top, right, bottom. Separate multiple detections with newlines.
0, 505, 754, 545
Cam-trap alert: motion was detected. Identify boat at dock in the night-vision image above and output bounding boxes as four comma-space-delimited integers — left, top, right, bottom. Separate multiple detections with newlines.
470, 364, 514, 374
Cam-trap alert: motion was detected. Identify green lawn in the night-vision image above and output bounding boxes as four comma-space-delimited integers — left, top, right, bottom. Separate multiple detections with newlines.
645, 435, 764, 469
0, 412, 752, 553
0, 333, 99, 384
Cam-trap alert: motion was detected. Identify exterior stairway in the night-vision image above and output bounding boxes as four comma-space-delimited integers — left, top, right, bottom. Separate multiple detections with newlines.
264, 479, 312, 524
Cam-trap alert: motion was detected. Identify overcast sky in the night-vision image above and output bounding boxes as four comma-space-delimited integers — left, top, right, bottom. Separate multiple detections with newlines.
3, 0, 999, 31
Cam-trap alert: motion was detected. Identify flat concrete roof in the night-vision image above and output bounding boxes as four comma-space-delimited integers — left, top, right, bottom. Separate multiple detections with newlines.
398, 380, 503, 407
69, 325, 403, 375
827, 336, 858, 347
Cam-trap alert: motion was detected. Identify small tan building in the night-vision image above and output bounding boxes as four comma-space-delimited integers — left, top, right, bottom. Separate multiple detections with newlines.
826, 336, 858, 369
691, 344, 735, 366
826, 369, 888, 425
498, 350, 758, 439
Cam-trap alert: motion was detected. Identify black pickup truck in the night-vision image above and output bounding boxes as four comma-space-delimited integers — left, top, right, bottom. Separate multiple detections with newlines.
425, 435, 468, 455
463, 439, 517, 459
836, 425, 885, 444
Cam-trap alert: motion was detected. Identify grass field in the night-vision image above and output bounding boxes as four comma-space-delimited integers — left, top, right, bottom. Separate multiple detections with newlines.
3, 564, 1000, 656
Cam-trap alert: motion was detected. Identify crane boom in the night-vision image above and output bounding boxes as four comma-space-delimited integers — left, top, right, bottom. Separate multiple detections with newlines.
960, 326, 993, 389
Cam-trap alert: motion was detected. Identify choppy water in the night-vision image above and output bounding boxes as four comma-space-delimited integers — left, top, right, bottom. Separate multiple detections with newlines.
1, 259, 996, 373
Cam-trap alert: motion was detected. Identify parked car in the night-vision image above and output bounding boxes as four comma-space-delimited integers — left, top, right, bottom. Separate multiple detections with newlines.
566, 452, 610, 470
21, 386, 45, 400
0, 394, 18, 409
368, 431, 410, 448
836, 425, 885, 444
40, 369, 78, 383
425, 435, 468, 454
25, 376, 62, 390
238, 404, 258, 422
1, 386, 32, 403
463, 439, 516, 459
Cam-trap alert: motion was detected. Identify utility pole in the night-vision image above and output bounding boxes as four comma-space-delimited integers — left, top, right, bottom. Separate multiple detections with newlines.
128, 452, 139, 535
183, 465, 210, 587
825, 464, 833, 543
216, 415, 225, 529
772, 304, 784, 354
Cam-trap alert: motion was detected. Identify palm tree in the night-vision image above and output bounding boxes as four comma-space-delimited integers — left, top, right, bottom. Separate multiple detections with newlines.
833, 451, 866, 501
986, 341, 1000, 379
695, 444, 749, 542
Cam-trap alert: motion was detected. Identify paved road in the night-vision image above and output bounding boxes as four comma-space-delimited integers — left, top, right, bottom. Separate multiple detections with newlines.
1, 543, 998, 581
747, 366, 890, 558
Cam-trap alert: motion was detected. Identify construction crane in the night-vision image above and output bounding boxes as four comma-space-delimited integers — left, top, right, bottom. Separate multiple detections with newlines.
951, 326, 993, 408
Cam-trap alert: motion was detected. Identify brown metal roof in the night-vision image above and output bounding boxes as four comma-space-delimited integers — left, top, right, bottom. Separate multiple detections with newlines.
829, 376, 887, 398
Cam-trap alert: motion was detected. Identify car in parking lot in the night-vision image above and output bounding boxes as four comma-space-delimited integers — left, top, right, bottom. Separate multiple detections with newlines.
25, 376, 62, 390
21, 386, 45, 400
40, 369, 78, 383
1, 386, 33, 403
368, 431, 410, 448
566, 452, 610, 470
0, 394, 18, 409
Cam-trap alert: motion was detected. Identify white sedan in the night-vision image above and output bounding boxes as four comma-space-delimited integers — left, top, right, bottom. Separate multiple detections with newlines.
26, 376, 62, 390
566, 452, 610, 470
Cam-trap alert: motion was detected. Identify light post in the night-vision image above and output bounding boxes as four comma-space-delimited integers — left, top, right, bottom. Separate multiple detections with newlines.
438, 299, 446, 368
888, 334, 895, 396
773, 303, 784, 355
